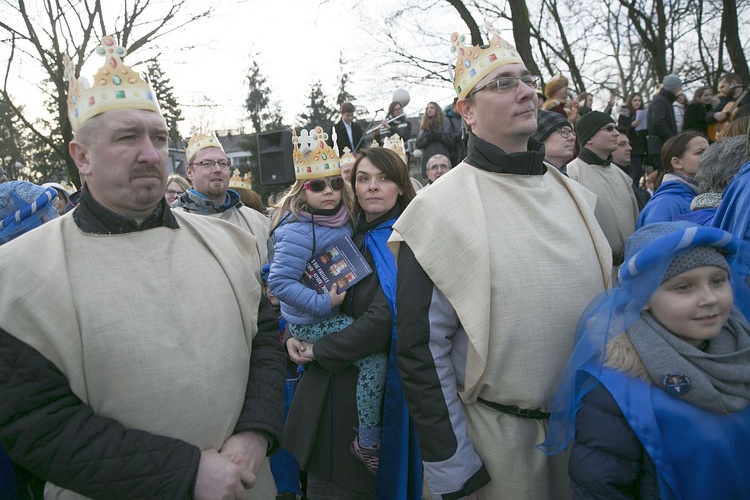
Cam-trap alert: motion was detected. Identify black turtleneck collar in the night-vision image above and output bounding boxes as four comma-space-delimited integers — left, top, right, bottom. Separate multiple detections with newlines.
464, 133, 547, 175
73, 184, 179, 235
355, 202, 402, 235
578, 147, 613, 166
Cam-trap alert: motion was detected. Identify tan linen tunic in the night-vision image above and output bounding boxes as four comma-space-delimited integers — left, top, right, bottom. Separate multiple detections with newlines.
203, 206, 271, 283
567, 157, 639, 262
390, 163, 612, 499
0, 211, 275, 499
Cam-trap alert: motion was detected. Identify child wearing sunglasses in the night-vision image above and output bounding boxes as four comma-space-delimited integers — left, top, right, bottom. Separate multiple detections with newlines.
541, 221, 750, 498
268, 144, 388, 474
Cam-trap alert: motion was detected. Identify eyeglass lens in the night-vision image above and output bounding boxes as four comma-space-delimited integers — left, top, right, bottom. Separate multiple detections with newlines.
306, 177, 344, 192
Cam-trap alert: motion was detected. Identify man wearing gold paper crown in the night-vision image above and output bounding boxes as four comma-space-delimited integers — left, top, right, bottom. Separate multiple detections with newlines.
0, 36, 284, 499
172, 132, 271, 282
390, 24, 612, 499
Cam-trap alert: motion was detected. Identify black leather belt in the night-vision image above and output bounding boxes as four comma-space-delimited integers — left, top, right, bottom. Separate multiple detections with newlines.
477, 397, 550, 420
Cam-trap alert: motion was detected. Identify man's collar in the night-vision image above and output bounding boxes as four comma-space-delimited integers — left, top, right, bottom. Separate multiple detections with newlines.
464, 134, 546, 175
73, 184, 178, 234
578, 147, 613, 166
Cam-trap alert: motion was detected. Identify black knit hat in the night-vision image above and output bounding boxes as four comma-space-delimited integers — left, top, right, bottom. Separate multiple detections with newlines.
532, 110, 571, 144
575, 111, 615, 147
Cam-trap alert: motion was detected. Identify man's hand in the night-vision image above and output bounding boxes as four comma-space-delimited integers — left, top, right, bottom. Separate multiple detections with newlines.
287, 337, 311, 364
328, 284, 346, 307
195, 449, 246, 500
220, 432, 269, 489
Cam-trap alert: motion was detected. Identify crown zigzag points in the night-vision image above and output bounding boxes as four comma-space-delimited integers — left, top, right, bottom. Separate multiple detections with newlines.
185, 131, 225, 162
450, 21, 524, 99
64, 35, 162, 131
292, 126, 342, 180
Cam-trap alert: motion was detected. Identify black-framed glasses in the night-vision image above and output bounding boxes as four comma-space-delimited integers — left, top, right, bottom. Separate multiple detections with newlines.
558, 128, 576, 139
165, 189, 185, 197
599, 124, 617, 133
190, 159, 231, 169
471, 75, 542, 96
303, 177, 345, 192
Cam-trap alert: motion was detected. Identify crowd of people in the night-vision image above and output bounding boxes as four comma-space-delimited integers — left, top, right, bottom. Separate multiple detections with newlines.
1, 27, 750, 500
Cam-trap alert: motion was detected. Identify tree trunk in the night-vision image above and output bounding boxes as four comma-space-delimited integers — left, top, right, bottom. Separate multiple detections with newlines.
507, 0, 542, 76
721, 0, 750, 82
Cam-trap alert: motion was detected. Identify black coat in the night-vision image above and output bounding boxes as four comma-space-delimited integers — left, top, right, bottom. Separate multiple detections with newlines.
282, 208, 398, 493
569, 383, 660, 499
647, 89, 678, 143
332, 119, 364, 153
682, 102, 714, 136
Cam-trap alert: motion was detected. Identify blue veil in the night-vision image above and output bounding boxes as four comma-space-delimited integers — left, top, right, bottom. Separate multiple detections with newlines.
540, 221, 750, 454
0, 182, 59, 245
364, 217, 423, 500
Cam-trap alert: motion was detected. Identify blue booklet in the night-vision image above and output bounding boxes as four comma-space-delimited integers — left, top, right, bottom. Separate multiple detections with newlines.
301, 235, 373, 292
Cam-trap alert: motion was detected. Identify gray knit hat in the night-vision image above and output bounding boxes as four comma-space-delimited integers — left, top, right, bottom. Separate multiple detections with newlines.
663, 246, 729, 282
575, 111, 615, 147
532, 110, 572, 144
662, 74, 683, 93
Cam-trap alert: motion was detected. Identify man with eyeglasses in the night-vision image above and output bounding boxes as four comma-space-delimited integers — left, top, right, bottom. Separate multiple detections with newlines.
173, 131, 271, 283
532, 109, 576, 175
422, 154, 452, 187
568, 111, 640, 266
0, 38, 284, 499
391, 28, 611, 500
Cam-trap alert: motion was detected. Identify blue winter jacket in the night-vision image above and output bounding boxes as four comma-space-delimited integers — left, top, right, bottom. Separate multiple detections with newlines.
269, 212, 352, 325
637, 181, 696, 228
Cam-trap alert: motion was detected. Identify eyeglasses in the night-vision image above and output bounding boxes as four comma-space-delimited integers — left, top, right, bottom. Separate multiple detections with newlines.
165, 189, 185, 197
427, 163, 451, 172
303, 177, 345, 192
558, 128, 576, 139
190, 159, 231, 169
599, 124, 617, 133
471, 75, 542, 96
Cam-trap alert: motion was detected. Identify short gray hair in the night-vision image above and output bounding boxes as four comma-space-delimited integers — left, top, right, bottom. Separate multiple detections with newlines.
695, 136, 750, 194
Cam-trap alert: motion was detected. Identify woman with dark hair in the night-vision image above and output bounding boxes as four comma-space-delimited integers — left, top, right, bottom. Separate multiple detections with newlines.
682, 86, 716, 136
284, 148, 421, 499
637, 131, 709, 228
375, 101, 412, 144
416, 102, 452, 178
618, 93, 648, 185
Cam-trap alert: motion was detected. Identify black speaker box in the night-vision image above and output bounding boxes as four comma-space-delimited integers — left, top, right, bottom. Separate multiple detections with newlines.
257, 130, 295, 185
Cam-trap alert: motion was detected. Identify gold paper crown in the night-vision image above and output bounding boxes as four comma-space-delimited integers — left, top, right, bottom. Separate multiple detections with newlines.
339, 147, 356, 168
292, 126, 341, 180
228, 169, 253, 191
383, 134, 408, 164
185, 131, 225, 162
450, 22, 524, 99
64, 36, 161, 132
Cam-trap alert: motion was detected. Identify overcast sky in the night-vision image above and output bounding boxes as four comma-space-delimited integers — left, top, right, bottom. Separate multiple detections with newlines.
2, 1, 522, 136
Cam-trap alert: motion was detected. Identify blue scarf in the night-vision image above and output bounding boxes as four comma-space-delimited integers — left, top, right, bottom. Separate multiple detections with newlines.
365, 217, 423, 500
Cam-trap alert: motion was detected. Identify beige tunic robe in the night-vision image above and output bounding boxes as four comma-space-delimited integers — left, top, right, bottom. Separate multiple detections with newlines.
0, 211, 275, 499
567, 157, 639, 263
202, 206, 271, 283
390, 163, 612, 499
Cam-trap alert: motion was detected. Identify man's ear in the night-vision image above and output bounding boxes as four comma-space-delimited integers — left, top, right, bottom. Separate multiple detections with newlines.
69, 140, 91, 177
185, 165, 195, 182
456, 98, 475, 126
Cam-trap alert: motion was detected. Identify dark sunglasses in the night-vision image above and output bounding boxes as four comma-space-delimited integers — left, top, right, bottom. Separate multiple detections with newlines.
303, 177, 345, 192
